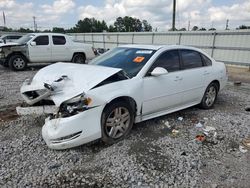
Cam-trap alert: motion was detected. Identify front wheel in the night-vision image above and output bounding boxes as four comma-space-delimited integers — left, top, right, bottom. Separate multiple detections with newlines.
72, 53, 86, 64
8, 54, 27, 71
200, 83, 218, 109
101, 101, 134, 144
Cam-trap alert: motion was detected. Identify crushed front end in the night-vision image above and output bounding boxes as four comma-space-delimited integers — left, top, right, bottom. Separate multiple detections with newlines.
19, 77, 103, 150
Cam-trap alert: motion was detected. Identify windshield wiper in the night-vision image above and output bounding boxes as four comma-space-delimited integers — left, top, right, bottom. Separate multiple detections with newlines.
121, 70, 130, 79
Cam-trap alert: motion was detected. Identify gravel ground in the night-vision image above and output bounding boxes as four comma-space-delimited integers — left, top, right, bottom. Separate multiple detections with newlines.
0, 65, 250, 187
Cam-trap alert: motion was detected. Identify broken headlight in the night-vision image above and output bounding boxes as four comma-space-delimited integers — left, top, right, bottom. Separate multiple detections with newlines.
59, 94, 92, 117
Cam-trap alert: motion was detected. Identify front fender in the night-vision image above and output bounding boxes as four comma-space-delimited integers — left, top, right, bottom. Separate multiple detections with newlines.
86, 78, 143, 116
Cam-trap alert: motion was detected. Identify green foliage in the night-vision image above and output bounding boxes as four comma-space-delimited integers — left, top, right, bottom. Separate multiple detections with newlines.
1, 16, 152, 33
0, 27, 13, 32
52, 27, 65, 33
142, 20, 152, 31
113, 16, 151, 32
237, 25, 250, 29
199, 27, 206, 31
17, 27, 33, 33
67, 18, 108, 33
66, 16, 151, 33
179, 28, 186, 31
192, 26, 199, 31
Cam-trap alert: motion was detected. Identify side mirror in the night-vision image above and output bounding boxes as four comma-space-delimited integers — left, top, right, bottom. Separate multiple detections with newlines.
30, 41, 36, 46
151, 67, 168, 76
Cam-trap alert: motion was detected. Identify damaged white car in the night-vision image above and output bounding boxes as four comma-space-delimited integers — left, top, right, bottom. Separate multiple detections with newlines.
19, 45, 227, 149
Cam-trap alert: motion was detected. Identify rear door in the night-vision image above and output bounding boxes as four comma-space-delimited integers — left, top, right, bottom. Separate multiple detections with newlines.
51, 35, 71, 62
28, 35, 51, 62
179, 49, 209, 105
142, 50, 184, 116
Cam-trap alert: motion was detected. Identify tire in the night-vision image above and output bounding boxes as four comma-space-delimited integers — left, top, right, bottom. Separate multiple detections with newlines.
72, 53, 86, 64
101, 101, 134, 144
8, 54, 27, 71
200, 82, 218, 109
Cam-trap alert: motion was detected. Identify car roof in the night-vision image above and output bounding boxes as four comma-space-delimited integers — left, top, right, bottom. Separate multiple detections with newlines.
31, 33, 67, 36
119, 44, 201, 51
120, 44, 164, 50
0, 34, 22, 38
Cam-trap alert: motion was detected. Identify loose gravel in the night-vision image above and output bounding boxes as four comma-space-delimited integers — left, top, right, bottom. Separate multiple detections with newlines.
0, 65, 250, 187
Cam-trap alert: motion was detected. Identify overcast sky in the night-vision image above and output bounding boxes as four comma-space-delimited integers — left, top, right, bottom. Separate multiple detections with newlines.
0, 0, 250, 31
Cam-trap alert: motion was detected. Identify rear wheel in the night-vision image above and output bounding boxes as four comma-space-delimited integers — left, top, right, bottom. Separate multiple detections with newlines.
8, 54, 27, 71
200, 82, 218, 109
101, 101, 134, 144
72, 53, 86, 64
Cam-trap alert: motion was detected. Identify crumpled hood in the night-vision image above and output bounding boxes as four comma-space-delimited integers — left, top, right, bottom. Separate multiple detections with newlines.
21, 62, 122, 106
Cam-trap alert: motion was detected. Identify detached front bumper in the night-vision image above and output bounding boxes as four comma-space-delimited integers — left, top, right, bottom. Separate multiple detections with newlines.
42, 105, 104, 150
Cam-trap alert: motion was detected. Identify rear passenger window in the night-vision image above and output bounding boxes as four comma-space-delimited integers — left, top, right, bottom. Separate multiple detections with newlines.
148, 50, 180, 73
201, 54, 212, 66
12, 36, 22, 39
34, 36, 49, 45
52, 36, 66, 45
8, 36, 22, 40
181, 50, 203, 69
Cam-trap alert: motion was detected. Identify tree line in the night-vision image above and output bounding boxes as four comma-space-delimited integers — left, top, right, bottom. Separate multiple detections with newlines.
1, 16, 249, 33
1, 16, 152, 33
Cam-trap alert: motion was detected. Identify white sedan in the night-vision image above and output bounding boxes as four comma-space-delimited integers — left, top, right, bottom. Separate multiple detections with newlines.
19, 45, 227, 149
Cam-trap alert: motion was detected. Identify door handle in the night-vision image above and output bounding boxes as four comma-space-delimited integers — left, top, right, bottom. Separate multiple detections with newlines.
203, 72, 210, 75
174, 76, 183, 81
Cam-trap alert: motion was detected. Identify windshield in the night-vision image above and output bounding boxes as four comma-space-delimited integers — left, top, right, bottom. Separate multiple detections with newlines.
16, 34, 35, 44
89, 47, 156, 78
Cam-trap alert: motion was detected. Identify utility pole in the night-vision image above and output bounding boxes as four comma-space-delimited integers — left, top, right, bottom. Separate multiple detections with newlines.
188, 20, 190, 31
33, 16, 37, 31
225, 19, 229, 30
172, 0, 176, 31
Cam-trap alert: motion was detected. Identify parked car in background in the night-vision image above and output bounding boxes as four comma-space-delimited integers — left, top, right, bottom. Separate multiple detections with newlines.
0, 33, 96, 70
0, 34, 23, 44
18, 45, 227, 149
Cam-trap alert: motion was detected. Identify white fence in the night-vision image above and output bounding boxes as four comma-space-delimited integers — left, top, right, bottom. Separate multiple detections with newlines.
69, 30, 250, 66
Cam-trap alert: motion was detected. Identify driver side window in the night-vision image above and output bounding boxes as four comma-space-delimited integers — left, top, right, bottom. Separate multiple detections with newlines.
33, 35, 49, 45
147, 50, 180, 75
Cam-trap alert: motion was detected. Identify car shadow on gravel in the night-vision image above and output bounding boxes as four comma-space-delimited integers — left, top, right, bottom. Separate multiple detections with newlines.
0, 104, 20, 123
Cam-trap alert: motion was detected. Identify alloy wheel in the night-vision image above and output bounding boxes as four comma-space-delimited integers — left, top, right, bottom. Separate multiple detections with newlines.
13, 57, 25, 69
205, 86, 216, 107
105, 107, 131, 139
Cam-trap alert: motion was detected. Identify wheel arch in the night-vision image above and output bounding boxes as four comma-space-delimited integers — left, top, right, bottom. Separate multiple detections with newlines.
71, 52, 86, 61
6, 52, 28, 63
104, 96, 138, 117
210, 80, 220, 91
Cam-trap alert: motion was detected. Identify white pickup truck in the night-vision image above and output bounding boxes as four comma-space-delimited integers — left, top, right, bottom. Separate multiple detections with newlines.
0, 33, 96, 70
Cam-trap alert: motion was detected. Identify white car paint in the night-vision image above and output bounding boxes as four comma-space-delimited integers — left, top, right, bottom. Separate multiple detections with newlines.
0, 42, 18, 47
21, 63, 121, 106
19, 45, 227, 149
26, 33, 95, 63
0, 33, 95, 67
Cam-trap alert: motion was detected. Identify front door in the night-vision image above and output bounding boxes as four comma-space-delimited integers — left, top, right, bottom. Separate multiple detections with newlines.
28, 35, 51, 62
142, 50, 184, 116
